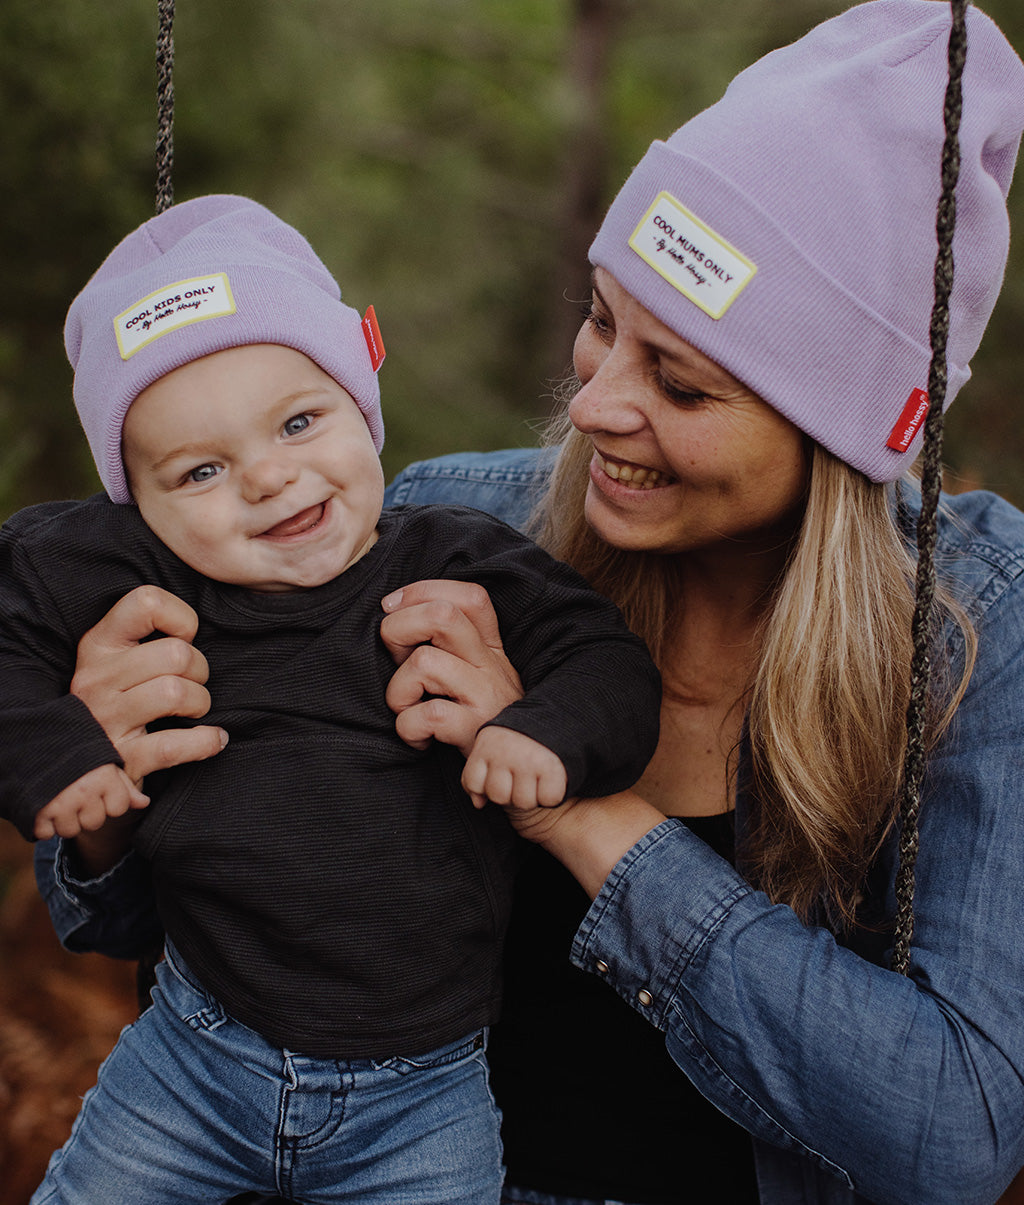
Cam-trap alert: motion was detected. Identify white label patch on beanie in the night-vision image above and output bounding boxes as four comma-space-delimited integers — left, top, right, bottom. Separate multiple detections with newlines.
629, 193, 756, 319
114, 273, 236, 359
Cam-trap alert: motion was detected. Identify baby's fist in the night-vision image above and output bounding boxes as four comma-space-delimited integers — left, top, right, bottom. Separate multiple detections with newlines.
33, 764, 149, 840
462, 726, 567, 811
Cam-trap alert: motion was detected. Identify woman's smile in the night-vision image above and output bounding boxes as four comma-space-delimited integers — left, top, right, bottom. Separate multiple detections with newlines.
592, 450, 675, 491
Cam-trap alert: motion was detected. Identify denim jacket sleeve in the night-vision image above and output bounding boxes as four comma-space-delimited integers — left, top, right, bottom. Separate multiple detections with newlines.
570, 489, 1024, 1205
34, 448, 556, 952
34, 836, 163, 959
383, 446, 557, 524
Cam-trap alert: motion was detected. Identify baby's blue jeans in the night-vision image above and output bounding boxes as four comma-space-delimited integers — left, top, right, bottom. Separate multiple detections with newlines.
31, 942, 502, 1204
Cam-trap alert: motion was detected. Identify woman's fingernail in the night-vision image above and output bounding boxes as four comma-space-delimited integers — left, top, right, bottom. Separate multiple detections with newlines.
381, 590, 403, 611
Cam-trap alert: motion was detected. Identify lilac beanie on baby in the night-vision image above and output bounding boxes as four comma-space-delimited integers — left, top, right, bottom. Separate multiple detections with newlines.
589, 0, 1024, 482
65, 195, 385, 504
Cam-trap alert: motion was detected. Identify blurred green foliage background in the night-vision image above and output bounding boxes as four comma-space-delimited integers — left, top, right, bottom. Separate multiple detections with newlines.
2, 0, 1023, 520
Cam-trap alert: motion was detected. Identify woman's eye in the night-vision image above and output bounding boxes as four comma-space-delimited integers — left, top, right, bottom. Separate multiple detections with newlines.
660, 379, 708, 407
187, 464, 221, 484
283, 413, 312, 436
579, 298, 614, 340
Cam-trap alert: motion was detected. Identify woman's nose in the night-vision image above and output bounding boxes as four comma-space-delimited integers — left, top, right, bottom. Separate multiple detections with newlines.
240, 454, 298, 503
568, 355, 648, 436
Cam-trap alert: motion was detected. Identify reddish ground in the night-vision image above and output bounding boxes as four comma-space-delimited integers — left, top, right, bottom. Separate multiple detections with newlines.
0, 826, 136, 1204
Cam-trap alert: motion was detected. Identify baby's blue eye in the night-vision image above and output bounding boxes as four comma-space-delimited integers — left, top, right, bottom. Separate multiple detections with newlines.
284, 413, 311, 436
188, 464, 221, 483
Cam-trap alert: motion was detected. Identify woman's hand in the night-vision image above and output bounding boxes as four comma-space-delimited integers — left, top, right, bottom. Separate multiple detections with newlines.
56, 586, 228, 875
380, 579, 524, 756
70, 584, 228, 785
379, 579, 664, 898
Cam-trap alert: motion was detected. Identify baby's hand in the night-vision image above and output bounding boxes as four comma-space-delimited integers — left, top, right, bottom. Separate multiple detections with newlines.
462, 726, 568, 811
32, 764, 150, 840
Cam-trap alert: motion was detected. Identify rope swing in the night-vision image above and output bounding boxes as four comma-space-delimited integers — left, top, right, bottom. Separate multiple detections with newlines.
134, 0, 176, 1012
890, 0, 967, 976
155, 0, 175, 215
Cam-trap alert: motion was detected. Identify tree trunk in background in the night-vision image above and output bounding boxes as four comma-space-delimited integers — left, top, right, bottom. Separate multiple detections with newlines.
547, 0, 623, 382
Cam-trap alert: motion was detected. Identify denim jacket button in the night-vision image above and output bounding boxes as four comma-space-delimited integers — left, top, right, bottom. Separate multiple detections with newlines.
595, 959, 610, 974
637, 988, 654, 1007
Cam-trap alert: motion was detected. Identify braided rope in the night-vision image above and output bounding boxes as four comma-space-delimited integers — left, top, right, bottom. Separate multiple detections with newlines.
155, 0, 175, 214
136, 0, 177, 1013
890, 0, 967, 976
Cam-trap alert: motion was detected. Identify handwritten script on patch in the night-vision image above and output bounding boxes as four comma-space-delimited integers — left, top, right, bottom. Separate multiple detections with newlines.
628, 192, 756, 319
115, 273, 236, 359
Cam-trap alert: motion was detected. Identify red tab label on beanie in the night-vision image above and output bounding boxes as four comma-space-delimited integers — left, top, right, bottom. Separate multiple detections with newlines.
629, 192, 757, 319
114, 273, 236, 360
887, 389, 930, 452
362, 305, 386, 372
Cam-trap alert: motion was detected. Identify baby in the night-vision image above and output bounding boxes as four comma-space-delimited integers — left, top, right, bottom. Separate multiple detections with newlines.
0, 195, 660, 1204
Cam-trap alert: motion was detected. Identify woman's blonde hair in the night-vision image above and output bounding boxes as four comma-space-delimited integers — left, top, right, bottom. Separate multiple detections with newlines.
529, 409, 975, 926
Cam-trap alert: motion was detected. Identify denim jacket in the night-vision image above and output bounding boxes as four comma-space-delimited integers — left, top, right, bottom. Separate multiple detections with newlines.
36, 447, 1024, 1205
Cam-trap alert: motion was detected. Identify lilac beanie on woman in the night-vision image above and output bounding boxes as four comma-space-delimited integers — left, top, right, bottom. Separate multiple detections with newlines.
590, 0, 1024, 482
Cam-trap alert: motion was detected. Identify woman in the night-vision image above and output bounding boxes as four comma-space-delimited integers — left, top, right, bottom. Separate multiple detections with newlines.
33, 2, 1024, 1202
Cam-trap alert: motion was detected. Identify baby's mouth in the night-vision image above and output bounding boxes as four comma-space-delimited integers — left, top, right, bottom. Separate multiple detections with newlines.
260, 502, 326, 538
596, 454, 672, 490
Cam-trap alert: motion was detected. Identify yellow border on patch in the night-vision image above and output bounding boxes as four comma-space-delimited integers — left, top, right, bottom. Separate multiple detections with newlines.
114, 273, 236, 360
628, 192, 757, 320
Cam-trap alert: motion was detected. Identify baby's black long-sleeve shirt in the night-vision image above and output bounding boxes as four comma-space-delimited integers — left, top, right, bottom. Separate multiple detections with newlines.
0, 498, 660, 1057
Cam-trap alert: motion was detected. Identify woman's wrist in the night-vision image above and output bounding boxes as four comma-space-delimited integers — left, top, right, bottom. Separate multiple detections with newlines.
534, 791, 665, 899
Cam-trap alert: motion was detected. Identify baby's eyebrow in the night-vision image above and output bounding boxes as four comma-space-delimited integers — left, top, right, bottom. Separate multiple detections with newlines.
148, 441, 217, 472
142, 384, 338, 472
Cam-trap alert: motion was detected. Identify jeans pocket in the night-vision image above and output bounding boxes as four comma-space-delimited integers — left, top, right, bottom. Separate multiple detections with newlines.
159, 941, 230, 1032
376, 1028, 487, 1075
